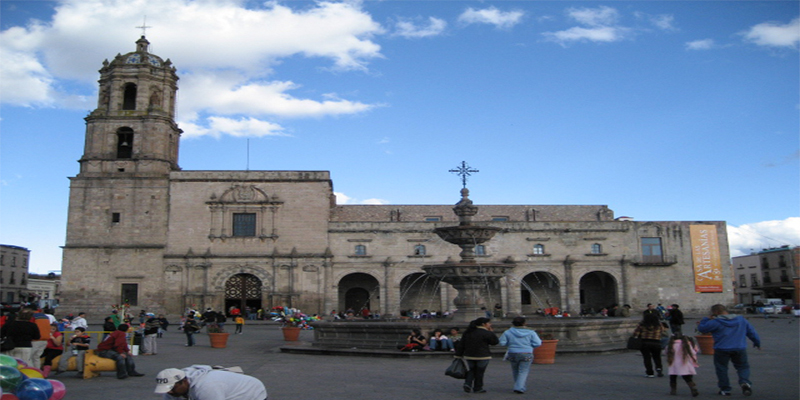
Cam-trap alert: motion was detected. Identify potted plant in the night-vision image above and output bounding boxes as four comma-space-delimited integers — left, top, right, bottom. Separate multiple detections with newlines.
533, 333, 559, 364
694, 333, 714, 355
207, 322, 230, 348
272, 307, 318, 341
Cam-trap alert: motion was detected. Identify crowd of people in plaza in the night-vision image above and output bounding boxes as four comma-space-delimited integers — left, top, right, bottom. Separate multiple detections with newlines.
1, 300, 768, 398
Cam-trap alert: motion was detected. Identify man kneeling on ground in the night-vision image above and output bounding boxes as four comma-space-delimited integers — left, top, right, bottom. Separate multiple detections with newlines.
155, 365, 268, 400
96, 323, 145, 379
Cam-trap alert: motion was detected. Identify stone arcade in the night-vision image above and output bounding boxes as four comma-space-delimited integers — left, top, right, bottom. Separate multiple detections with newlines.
59, 37, 734, 317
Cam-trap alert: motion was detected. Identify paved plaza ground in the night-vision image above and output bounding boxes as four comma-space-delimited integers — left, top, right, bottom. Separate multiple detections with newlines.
58, 315, 798, 399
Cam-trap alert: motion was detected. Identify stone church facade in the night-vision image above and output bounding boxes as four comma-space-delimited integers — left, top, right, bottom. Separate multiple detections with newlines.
60, 37, 735, 318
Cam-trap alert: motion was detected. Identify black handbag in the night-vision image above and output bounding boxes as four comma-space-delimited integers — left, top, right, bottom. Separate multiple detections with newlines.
1, 335, 15, 352
445, 358, 468, 379
626, 336, 643, 350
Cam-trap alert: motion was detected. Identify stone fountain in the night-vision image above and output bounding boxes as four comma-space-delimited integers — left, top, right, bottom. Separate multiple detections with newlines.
422, 188, 515, 322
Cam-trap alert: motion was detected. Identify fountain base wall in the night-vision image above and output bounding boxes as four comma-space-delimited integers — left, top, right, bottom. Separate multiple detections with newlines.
302, 317, 639, 355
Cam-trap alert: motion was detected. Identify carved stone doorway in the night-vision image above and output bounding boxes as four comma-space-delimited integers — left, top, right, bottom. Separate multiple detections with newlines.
225, 273, 262, 315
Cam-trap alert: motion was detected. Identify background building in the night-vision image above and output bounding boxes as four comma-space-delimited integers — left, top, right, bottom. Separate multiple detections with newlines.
733, 245, 799, 306
59, 37, 736, 318
0, 244, 31, 304
27, 273, 61, 310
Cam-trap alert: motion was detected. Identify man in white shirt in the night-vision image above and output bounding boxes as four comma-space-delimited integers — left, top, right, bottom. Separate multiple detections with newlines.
155, 365, 268, 400
71, 312, 89, 331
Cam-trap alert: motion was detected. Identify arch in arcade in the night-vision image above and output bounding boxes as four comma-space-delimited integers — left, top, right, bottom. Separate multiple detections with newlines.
338, 273, 380, 314
519, 271, 562, 315
399, 272, 449, 315
578, 271, 618, 314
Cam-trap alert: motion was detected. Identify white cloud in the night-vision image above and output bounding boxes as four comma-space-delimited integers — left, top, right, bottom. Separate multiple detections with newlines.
686, 39, 715, 50
567, 6, 619, 27
742, 17, 800, 48
727, 217, 800, 257
650, 14, 676, 31
458, 7, 525, 29
334, 192, 389, 205
543, 26, 628, 44
543, 6, 629, 45
394, 17, 447, 38
0, 0, 384, 137
361, 198, 390, 205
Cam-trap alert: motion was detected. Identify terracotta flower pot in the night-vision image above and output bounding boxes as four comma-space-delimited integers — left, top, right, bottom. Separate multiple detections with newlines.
533, 339, 559, 364
208, 332, 230, 348
695, 335, 714, 355
282, 326, 302, 341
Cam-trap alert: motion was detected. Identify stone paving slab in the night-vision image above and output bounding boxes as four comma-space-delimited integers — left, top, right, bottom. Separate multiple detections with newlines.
53, 316, 798, 399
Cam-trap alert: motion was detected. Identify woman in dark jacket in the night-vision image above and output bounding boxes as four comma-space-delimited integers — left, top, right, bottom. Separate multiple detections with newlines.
633, 312, 665, 377
455, 317, 499, 393
0, 309, 41, 367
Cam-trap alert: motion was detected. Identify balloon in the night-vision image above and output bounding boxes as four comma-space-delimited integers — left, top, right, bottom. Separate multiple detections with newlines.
14, 379, 52, 400
12, 360, 26, 369
0, 356, 16, 369
45, 380, 64, 400
0, 367, 23, 393
18, 369, 42, 380
1, 394, 20, 400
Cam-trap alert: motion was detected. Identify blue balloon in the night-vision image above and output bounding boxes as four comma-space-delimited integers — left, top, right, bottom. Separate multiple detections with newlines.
14, 378, 52, 400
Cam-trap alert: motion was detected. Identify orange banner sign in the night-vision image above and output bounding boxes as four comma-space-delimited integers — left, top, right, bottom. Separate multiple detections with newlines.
691, 225, 723, 293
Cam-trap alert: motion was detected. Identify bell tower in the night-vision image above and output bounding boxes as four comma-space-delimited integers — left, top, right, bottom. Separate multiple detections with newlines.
80, 35, 181, 175
61, 36, 180, 313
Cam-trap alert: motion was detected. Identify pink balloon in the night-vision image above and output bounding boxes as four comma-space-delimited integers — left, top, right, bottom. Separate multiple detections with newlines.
45, 380, 65, 400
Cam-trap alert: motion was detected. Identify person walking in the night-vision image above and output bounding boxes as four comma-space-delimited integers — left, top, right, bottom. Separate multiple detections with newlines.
498, 317, 542, 394
142, 313, 159, 355
668, 304, 685, 335
183, 314, 200, 347
455, 317, 499, 393
633, 312, 665, 378
234, 315, 244, 334
667, 334, 699, 397
697, 304, 760, 396
155, 365, 268, 400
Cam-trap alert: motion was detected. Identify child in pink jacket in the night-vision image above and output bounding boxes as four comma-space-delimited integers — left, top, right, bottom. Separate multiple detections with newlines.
667, 334, 699, 396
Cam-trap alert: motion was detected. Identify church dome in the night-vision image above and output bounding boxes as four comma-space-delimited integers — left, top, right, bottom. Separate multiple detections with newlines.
108, 36, 169, 68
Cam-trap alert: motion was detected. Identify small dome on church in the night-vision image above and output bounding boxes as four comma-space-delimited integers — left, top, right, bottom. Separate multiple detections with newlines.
114, 36, 165, 67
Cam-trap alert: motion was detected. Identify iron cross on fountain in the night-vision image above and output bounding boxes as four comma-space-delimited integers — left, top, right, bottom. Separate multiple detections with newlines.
449, 161, 479, 188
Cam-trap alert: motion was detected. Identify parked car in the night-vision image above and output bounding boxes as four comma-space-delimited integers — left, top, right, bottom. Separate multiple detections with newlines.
757, 305, 780, 314
733, 304, 755, 313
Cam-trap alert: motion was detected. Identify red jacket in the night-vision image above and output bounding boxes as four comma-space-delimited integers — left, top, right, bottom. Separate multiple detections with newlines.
96, 330, 129, 354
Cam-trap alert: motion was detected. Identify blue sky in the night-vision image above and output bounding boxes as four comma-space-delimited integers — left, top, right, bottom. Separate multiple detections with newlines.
1, 0, 798, 274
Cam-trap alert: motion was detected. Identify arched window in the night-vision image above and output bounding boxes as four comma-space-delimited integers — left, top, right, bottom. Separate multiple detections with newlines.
475, 245, 486, 256
533, 244, 545, 255
123, 83, 137, 110
413, 244, 426, 256
116, 127, 134, 159
354, 245, 367, 256
591, 243, 603, 254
